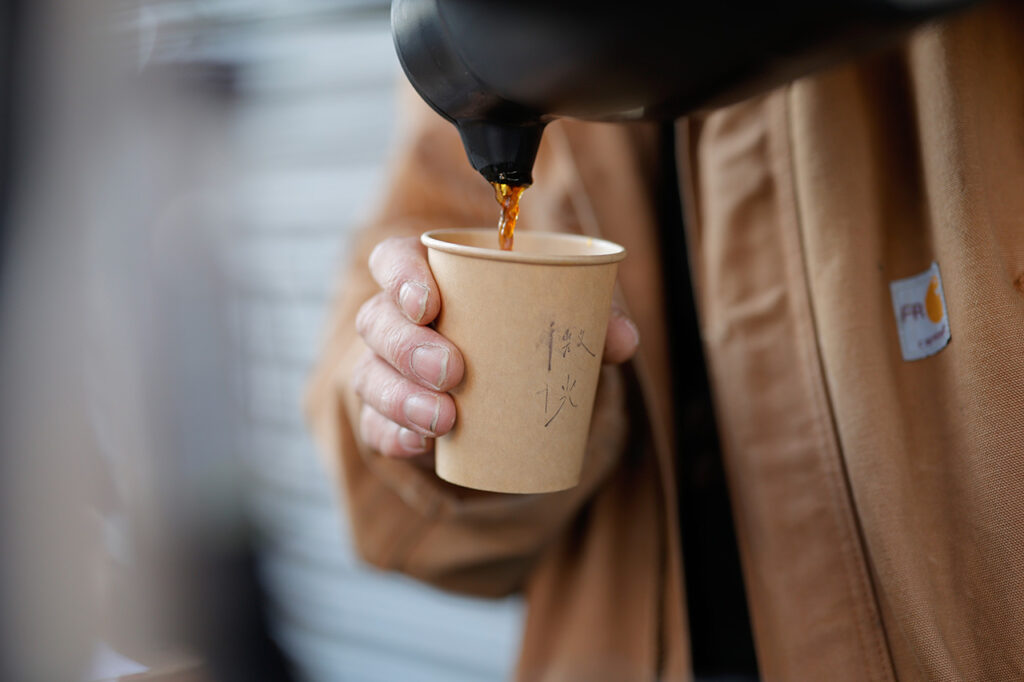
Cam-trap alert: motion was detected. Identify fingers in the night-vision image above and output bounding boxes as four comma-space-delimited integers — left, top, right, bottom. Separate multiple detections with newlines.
355, 292, 464, 391
368, 236, 441, 325
359, 403, 433, 458
603, 307, 640, 365
351, 351, 457, 437
356, 237, 461, 460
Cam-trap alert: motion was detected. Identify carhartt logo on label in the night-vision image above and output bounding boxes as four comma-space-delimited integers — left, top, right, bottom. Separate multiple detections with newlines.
890, 262, 950, 361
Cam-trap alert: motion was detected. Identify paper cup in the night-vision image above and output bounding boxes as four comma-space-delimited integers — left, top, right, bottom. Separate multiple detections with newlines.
421, 228, 626, 494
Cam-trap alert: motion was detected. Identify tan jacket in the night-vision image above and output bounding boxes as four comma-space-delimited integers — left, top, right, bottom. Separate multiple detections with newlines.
307, 3, 1024, 679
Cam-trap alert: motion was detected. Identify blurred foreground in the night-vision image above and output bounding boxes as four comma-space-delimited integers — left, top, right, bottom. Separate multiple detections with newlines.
0, 2, 520, 680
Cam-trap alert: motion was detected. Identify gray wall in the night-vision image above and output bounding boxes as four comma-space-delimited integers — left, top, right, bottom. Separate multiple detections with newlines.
221, 5, 525, 681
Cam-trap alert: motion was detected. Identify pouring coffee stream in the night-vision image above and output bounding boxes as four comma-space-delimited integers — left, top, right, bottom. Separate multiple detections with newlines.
493, 182, 527, 251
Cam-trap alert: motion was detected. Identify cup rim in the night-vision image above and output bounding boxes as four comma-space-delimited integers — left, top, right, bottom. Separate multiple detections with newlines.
421, 228, 626, 265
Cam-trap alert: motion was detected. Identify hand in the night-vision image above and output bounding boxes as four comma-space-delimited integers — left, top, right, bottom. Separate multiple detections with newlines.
352, 236, 641, 459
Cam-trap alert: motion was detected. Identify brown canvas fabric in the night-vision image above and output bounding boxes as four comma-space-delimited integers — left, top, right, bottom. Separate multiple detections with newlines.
681, 91, 896, 681
788, 5, 1024, 678
307, 3, 1024, 679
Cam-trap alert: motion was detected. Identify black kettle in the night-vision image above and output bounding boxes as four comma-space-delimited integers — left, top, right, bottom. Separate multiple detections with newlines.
392, 0, 975, 186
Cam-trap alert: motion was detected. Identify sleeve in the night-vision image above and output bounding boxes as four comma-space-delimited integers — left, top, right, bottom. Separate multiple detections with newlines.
304, 83, 629, 598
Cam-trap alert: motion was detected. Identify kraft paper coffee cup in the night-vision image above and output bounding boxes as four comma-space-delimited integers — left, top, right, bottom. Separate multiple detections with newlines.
421, 228, 626, 494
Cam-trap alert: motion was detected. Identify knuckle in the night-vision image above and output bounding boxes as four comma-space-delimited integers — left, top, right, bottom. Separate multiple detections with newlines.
370, 237, 410, 285
368, 238, 394, 271
383, 261, 405, 293
376, 237, 423, 289
382, 321, 413, 368
358, 404, 377, 446
354, 293, 387, 338
377, 375, 405, 417
350, 351, 381, 402
354, 299, 374, 338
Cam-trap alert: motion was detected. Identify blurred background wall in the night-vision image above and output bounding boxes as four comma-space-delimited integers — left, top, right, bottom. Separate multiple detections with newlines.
2, 1, 523, 680
209, 1, 525, 680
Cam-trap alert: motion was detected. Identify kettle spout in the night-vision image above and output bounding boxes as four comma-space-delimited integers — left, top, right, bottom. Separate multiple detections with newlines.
391, 0, 543, 187
456, 119, 544, 187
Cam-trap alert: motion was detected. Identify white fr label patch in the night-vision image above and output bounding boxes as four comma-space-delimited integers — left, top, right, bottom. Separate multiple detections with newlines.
889, 262, 951, 361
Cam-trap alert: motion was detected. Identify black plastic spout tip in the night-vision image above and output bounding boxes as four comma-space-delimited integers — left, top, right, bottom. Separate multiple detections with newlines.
456, 119, 546, 188
478, 163, 533, 186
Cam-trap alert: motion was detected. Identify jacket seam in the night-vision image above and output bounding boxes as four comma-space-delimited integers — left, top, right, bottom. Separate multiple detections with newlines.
776, 87, 897, 681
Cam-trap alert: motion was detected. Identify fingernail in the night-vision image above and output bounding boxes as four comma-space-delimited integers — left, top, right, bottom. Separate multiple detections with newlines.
411, 344, 450, 390
399, 281, 429, 323
404, 393, 441, 434
398, 427, 426, 453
